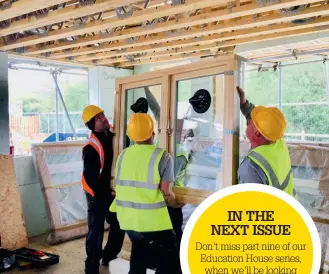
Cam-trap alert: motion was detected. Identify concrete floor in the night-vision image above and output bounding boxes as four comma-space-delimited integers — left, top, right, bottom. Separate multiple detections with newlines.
6, 232, 115, 274
6, 232, 328, 274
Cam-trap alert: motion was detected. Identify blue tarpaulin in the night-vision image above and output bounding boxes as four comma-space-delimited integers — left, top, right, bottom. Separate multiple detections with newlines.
43, 133, 88, 142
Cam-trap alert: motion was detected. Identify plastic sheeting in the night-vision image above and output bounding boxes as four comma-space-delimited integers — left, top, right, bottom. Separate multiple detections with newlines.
240, 140, 329, 272
179, 138, 223, 230
181, 140, 329, 271
31, 141, 89, 245
289, 144, 329, 272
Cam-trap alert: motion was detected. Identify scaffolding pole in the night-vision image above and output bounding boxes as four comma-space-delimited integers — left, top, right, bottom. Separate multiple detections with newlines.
51, 72, 76, 139
323, 60, 329, 106
54, 74, 59, 142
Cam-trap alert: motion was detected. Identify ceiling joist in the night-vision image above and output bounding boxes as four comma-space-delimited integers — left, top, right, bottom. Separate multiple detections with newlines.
116, 50, 229, 67
96, 46, 235, 65
84, 20, 329, 65
0, 0, 68, 22
45, 5, 329, 61
0, 0, 140, 37
20, 0, 327, 56
0, 0, 222, 51
1, 0, 329, 67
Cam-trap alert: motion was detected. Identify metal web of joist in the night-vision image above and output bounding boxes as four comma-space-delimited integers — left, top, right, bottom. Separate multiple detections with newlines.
0, 0, 329, 67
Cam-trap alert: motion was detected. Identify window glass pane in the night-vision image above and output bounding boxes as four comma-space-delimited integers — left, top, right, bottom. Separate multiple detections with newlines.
57, 73, 89, 141
174, 74, 224, 230
241, 70, 280, 139
245, 70, 279, 105
9, 69, 54, 155
282, 63, 329, 142
9, 67, 89, 155
124, 85, 162, 148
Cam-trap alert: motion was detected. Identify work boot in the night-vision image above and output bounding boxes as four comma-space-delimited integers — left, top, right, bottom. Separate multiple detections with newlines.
85, 260, 100, 274
101, 255, 118, 266
101, 258, 109, 266
85, 267, 100, 274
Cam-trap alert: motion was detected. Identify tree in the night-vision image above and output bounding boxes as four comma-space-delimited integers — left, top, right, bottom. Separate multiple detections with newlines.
246, 62, 329, 141
61, 80, 88, 111
22, 97, 53, 113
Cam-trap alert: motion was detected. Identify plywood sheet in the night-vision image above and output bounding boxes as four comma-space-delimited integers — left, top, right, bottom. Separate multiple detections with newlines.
0, 155, 28, 249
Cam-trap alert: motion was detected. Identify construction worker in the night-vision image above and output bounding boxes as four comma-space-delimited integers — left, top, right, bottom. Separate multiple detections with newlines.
144, 87, 187, 248
110, 113, 183, 274
236, 86, 298, 198
81, 105, 125, 274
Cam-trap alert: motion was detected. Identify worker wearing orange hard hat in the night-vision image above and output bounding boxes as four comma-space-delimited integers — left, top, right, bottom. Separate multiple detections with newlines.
81, 105, 125, 274
237, 87, 297, 199
110, 113, 183, 274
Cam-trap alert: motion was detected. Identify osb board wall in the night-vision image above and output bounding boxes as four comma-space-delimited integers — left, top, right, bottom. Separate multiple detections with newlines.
0, 155, 28, 249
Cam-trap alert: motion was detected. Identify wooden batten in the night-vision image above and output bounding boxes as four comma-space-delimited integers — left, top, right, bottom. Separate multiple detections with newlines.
1, 0, 68, 22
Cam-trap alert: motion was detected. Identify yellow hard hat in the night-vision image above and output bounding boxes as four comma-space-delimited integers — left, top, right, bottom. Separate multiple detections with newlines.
251, 106, 287, 141
82, 105, 103, 124
127, 113, 154, 142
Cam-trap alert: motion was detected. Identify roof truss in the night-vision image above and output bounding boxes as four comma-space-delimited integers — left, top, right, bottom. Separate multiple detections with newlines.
0, 0, 328, 67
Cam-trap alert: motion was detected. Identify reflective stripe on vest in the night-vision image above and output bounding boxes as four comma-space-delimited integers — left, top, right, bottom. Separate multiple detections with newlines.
248, 150, 297, 198
113, 145, 173, 232
81, 133, 104, 197
115, 148, 166, 209
249, 151, 291, 190
116, 200, 167, 210
88, 137, 104, 173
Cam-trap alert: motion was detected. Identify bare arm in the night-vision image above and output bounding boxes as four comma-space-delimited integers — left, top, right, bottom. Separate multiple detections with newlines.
236, 86, 255, 121
159, 151, 185, 208
144, 87, 160, 123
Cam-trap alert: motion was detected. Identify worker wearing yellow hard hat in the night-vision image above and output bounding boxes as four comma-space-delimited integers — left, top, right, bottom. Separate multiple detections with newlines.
143, 86, 188, 252
81, 105, 124, 274
237, 87, 297, 199
110, 113, 183, 274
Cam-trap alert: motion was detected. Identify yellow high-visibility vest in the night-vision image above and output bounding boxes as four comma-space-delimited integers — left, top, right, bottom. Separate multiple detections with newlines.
242, 139, 298, 199
109, 144, 173, 232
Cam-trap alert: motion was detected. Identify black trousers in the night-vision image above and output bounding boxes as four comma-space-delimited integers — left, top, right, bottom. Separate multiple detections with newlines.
126, 229, 182, 274
85, 193, 125, 273
144, 207, 184, 271
168, 207, 183, 249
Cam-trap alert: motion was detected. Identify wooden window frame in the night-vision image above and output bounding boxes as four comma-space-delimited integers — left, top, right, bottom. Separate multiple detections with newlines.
113, 53, 243, 205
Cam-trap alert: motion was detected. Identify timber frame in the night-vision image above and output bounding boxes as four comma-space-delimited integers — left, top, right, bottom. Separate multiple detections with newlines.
113, 53, 242, 204
2, 0, 329, 68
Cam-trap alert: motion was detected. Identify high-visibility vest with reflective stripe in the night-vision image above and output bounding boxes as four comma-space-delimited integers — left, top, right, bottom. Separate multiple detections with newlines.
81, 133, 104, 197
243, 139, 298, 199
110, 144, 173, 232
